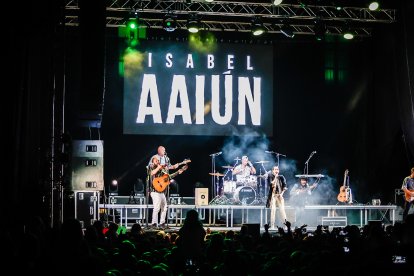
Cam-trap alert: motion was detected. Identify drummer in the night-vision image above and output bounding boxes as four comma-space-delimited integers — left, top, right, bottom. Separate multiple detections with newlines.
232, 155, 256, 178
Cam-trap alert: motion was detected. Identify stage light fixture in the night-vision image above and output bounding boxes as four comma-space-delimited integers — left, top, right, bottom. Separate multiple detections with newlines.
187, 16, 200, 33
368, 2, 379, 11
204, 0, 214, 2
272, 0, 283, 5
343, 28, 354, 40
109, 179, 118, 195
252, 19, 265, 36
133, 178, 145, 195
280, 23, 295, 38
314, 20, 326, 41
163, 16, 177, 32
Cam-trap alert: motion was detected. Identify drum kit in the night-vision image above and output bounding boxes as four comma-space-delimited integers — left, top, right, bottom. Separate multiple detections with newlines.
209, 157, 270, 205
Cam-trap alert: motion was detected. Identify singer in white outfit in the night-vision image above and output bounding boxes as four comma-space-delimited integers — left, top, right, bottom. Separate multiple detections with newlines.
148, 146, 179, 229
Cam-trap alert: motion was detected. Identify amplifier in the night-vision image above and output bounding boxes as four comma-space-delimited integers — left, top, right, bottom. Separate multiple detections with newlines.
321, 216, 347, 227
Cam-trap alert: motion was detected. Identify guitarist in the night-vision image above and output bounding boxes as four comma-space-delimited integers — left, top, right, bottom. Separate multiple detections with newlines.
289, 176, 320, 227
401, 167, 414, 222
148, 146, 182, 229
266, 165, 288, 229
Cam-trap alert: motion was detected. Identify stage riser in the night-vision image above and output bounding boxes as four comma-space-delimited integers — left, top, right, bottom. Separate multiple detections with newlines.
97, 204, 397, 229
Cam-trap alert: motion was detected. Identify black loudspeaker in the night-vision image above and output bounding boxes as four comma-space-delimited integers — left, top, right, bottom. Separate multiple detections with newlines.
71, 140, 104, 191
242, 223, 260, 239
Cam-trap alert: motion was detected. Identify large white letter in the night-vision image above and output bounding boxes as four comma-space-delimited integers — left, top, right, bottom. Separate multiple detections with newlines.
166, 75, 192, 124
136, 74, 162, 123
186, 54, 194, 68
166, 53, 173, 68
247, 55, 253, 70
211, 75, 232, 125
207, 54, 214, 69
195, 75, 205, 124
238, 77, 261, 125
148, 52, 152, 68
227, 55, 234, 70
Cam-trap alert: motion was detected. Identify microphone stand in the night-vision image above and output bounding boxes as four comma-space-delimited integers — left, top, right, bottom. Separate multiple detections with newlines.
266, 150, 286, 167
209, 151, 221, 203
303, 151, 316, 175
264, 150, 286, 203
145, 166, 150, 228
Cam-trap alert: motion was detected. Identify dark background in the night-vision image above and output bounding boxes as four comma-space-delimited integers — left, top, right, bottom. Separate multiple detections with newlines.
4, 0, 413, 230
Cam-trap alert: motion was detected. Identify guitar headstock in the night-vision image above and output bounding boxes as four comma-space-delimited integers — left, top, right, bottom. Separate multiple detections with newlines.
344, 169, 349, 176
182, 159, 191, 164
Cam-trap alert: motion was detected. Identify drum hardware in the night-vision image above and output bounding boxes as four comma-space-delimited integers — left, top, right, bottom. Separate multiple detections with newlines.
254, 160, 269, 164
209, 172, 225, 177
222, 165, 233, 169
234, 157, 241, 161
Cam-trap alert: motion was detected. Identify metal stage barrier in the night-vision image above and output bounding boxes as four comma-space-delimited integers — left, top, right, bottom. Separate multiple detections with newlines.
98, 204, 397, 229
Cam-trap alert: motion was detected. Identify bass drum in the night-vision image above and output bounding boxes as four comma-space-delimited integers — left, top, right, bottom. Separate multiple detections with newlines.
234, 186, 256, 205
223, 180, 237, 194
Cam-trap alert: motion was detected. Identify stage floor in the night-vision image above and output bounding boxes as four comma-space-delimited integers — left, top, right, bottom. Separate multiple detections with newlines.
99, 203, 398, 229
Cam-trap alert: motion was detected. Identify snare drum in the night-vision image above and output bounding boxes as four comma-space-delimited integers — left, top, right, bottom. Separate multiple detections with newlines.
223, 181, 237, 194
234, 186, 256, 205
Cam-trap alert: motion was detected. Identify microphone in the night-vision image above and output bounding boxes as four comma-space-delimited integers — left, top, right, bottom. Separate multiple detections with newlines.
209, 151, 222, 156
265, 150, 273, 153
313, 151, 317, 154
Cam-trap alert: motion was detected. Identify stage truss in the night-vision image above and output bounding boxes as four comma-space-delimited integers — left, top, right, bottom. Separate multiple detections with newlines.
64, 0, 397, 37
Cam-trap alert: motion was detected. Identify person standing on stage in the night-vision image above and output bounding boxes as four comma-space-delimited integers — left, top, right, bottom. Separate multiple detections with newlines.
148, 146, 181, 229
401, 167, 414, 222
289, 176, 319, 227
232, 155, 256, 177
266, 165, 287, 229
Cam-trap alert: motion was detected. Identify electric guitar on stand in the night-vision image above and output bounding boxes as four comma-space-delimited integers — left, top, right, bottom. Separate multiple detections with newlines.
337, 169, 352, 203
152, 159, 191, 192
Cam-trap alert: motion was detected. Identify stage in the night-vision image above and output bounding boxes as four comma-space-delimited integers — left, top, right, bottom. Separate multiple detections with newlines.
98, 203, 398, 230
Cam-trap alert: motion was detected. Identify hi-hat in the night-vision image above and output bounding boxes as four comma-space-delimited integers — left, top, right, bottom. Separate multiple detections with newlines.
222, 165, 233, 169
255, 161, 269, 164
209, 172, 224, 177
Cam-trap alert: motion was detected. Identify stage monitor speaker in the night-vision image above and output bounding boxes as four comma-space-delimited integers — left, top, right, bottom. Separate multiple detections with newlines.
242, 223, 260, 239
71, 140, 104, 191
195, 188, 209, 206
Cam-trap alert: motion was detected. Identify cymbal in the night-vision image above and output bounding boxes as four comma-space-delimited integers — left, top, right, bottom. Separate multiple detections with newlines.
257, 174, 268, 178
222, 165, 233, 169
255, 161, 269, 164
234, 157, 241, 161
209, 172, 225, 177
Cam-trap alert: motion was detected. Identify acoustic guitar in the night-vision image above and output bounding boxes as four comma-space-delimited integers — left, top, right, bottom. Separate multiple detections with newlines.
337, 169, 350, 203
404, 189, 414, 202
152, 159, 191, 192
